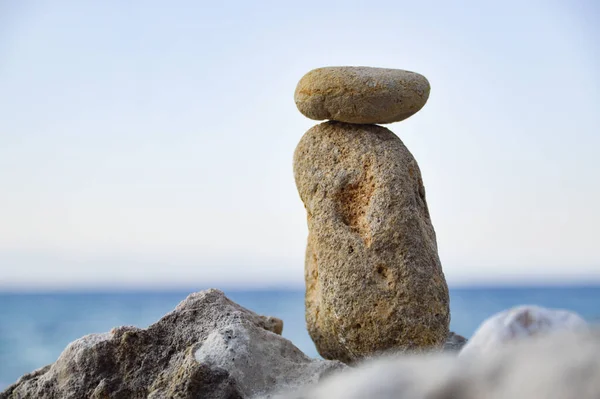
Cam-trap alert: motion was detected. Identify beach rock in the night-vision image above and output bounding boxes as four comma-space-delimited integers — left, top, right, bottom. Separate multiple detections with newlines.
0, 289, 345, 399
294, 66, 430, 124
283, 329, 600, 399
459, 305, 588, 358
444, 332, 468, 351
294, 121, 450, 363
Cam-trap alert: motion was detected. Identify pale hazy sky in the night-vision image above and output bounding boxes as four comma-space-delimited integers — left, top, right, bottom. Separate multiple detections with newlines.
1, 0, 599, 289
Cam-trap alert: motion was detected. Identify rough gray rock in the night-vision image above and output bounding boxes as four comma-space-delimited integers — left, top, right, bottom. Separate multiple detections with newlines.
294, 66, 430, 124
444, 332, 468, 352
284, 330, 600, 399
294, 121, 450, 363
0, 289, 345, 399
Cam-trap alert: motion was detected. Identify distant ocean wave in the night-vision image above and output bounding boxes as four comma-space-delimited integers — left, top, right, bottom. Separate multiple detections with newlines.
1, 285, 599, 390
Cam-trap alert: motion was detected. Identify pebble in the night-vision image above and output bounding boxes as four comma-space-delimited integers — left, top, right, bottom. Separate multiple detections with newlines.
294, 66, 430, 124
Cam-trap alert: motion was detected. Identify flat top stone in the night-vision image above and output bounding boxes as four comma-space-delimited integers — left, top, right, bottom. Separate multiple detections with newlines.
294, 66, 430, 124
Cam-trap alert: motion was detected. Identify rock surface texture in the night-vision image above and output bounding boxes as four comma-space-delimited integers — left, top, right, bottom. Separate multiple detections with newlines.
0, 289, 345, 399
459, 305, 588, 358
283, 330, 600, 399
294, 67, 430, 124
294, 121, 449, 363
443, 332, 468, 352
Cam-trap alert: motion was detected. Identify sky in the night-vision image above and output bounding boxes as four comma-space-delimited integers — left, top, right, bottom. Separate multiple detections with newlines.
0, 0, 599, 290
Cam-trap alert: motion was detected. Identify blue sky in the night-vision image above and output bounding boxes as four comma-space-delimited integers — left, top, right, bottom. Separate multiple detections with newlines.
1, 0, 599, 289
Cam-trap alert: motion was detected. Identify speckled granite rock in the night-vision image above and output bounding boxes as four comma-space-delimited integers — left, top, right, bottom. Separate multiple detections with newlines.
283, 330, 600, 399
294, 67, 430, 124
459, 305, 588, 358
0, 289, 345, 399
294, 121, 450, 363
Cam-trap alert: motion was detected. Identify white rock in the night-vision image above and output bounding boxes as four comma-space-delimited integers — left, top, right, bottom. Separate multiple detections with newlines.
459, 305, 588, 358
195, 322, 339, 398
283, 330, 600, 399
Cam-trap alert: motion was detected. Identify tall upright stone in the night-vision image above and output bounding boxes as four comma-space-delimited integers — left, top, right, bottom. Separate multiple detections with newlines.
293, 67, 449, 363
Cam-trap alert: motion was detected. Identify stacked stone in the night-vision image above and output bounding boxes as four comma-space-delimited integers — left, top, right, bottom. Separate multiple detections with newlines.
293, 67, 450, 364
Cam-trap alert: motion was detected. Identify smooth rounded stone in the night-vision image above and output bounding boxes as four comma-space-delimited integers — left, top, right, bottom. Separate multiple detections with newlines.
294, 121, 449, 363
459, 305, 588, 358
294, 66, 430, 124
283, 330, 600, 399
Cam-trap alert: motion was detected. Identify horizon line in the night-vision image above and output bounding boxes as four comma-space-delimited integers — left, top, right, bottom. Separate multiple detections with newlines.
2, 281, 600, 294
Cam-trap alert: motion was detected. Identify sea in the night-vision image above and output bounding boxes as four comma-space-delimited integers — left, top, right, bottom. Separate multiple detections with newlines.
1, 286, 599, 390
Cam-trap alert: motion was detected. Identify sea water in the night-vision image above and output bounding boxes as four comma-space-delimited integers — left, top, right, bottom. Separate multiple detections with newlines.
1, 286, 599, 390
